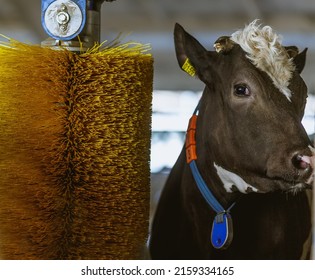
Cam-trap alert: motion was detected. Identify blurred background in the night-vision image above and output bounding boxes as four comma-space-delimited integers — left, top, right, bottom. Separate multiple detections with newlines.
0, 0, 314, 222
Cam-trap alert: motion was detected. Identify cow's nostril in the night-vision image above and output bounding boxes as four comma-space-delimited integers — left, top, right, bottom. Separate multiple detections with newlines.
292, 154, 311, 170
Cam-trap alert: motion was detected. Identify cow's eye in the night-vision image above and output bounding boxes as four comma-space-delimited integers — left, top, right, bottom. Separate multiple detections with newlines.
234, 84, 251, 97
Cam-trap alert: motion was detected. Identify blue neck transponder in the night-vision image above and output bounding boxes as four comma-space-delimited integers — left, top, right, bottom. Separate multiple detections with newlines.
185, 105, 235, 249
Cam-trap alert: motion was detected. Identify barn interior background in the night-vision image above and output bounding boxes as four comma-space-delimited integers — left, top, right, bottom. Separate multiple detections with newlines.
0, 0, 314, 256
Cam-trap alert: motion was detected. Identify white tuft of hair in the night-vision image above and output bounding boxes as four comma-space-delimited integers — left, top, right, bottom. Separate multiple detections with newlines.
230, 19, 295, 101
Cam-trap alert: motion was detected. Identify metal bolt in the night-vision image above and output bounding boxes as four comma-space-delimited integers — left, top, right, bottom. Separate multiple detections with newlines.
57, 11, 70, 25
60, 4, 67, 11
60, 25, 68, 32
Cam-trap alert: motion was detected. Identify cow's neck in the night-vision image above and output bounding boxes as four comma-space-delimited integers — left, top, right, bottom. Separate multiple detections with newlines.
197, 154, 243, 210
186, 103, 242, 211
186, 136, 241, 249
185, 97, 253, 250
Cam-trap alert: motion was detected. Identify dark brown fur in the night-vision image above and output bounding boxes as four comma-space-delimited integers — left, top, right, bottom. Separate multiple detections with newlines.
150, 23, 313, 259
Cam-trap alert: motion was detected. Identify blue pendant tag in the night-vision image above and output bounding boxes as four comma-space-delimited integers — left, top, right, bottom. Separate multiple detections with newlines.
211, 212, 233, 249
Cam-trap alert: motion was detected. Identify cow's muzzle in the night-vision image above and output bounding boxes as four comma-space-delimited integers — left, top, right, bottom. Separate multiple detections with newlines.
265, 145, 314, 191
291, 146, 314, 185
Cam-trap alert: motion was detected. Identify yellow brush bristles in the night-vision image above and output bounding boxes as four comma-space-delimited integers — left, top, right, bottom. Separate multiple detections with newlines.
0, 38, 153, 259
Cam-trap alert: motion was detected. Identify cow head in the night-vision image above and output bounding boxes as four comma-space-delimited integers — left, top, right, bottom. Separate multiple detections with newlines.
174, 20, 314, 193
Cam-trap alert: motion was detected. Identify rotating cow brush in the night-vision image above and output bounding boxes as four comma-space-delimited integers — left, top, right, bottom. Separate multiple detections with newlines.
0, 0, 153, 259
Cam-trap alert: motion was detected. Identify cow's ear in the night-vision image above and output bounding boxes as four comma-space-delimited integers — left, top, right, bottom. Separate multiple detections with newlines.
285, 46, 307, 74
293, 48, 307, 74
174, 23, 209, 78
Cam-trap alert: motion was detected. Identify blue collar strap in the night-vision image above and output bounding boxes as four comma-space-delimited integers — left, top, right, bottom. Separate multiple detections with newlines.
185, 107, 235, 249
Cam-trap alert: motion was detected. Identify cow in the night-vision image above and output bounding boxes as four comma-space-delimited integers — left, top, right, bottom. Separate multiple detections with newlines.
149, 20, 315, 260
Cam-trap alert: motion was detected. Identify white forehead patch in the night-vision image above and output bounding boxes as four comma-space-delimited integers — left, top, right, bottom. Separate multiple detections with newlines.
230, 20, 295, 101
214, 163, 258, 194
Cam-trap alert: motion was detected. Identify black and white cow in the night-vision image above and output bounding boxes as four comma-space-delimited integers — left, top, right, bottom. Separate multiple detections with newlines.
150, 20, 314, 260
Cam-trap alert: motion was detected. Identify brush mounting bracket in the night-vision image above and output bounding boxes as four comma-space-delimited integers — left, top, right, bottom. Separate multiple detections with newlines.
41, 1, 108, 51
42, 0, 86, 41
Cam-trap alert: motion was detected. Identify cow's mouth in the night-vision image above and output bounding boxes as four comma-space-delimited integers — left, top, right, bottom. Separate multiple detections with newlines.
262, 171, 313, 193
214, 162, 313, 194
281, 180, 312, 193
288, 183, 312, 194
241, 168, 313, 194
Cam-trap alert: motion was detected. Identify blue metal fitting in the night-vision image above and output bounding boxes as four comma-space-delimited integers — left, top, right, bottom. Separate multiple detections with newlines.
41, 0, 86, 41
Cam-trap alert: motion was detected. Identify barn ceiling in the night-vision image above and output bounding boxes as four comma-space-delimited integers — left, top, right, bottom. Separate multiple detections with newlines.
0, 0, 315, 92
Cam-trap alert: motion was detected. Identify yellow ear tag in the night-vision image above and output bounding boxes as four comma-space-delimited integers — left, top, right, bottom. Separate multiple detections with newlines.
182, 58, 196, 77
